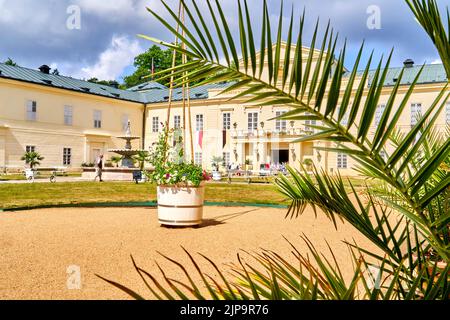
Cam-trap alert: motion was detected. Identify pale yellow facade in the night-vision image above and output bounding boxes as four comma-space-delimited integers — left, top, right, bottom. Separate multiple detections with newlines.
145, 83, 449, 176
0, 78, 144, 171
0, 45, 449, 175
145, 45, 449, 175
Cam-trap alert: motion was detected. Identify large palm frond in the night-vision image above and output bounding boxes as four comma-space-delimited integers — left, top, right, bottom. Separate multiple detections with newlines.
97, 236, 450, 300
406, 0, 450, 79
141, 0, 450, 260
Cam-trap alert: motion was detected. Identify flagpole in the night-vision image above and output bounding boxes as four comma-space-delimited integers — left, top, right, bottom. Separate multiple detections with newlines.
181, 3, 194, 163
163, 0, 182, 155
151, 57, 154, 80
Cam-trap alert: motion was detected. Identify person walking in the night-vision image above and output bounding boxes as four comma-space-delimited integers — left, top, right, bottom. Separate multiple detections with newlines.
94, 154, 104, 182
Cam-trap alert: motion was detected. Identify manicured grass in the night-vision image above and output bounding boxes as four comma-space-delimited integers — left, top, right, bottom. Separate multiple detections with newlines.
0, 174, 26, 181
0, 182, 288, 210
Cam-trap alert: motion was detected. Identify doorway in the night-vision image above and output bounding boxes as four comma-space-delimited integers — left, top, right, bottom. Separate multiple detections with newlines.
91, 148, 101, 163
272, 149, 289, 164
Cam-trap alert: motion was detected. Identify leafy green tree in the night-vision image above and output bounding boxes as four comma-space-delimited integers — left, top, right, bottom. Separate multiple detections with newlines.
21, 152, 44, 169
99, 0, 450, 300
4, 58, 18, 66
133, 151, 150, 170
122, 44, 198, 88
211, 156, 224, 171
87, 78, 121, 88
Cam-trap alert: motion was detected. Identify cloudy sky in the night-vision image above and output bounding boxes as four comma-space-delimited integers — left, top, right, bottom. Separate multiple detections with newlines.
0, 0, 447, 82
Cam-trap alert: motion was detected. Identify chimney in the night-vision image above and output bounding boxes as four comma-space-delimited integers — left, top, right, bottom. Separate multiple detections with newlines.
38, 65, 51, 74
403, 59, 414, 68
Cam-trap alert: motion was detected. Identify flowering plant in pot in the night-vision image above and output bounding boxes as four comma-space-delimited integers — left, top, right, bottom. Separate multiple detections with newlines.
146, 126, 210, 227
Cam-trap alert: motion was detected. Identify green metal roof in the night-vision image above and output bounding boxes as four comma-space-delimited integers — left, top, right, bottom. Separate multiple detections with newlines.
358, 63, 448, 87
0, 62, 447, 105
0, 62, 233, 104
128, 81, 167, 91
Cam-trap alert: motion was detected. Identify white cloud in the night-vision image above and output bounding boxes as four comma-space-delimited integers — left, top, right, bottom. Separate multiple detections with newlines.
0, 0, 13, 23
76, 0, 162, 20
77, 35, 143, 80
431, 58, 442, 65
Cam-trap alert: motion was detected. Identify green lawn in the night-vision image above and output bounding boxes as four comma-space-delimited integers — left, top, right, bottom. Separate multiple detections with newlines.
0, 174, 26, 181
0, 182, 288, 210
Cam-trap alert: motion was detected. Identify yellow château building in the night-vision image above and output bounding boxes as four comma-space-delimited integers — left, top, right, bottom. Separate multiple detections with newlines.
0, 45, 449, 175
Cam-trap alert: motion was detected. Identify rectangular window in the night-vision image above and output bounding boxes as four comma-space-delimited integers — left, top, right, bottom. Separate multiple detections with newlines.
121, 114, 129, 131
275, 111, 287, 132
26, 145, 36, 153
194, 152, 203, 166
64, 106, 73, 126
411, 103, 422, 126
27, 100, 37, 121
63, 148, 72, 166
152, 117, 159, 133
94, 110, 102, 129
375, 104, 386, 126
248, 112, 258, 132
337, 153, 348, 169
305, 113, 317, 132
446, 102, 450, 125
196, 114, 204, 132
174, 115, 181, 129
223, 113, 231, 130
223, 152, 230, 167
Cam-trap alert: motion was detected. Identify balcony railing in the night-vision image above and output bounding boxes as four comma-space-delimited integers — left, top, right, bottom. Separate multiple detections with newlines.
231, 128, 314, 139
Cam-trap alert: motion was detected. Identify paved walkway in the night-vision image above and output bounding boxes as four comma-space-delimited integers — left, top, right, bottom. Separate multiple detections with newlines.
0, 177, 90, 184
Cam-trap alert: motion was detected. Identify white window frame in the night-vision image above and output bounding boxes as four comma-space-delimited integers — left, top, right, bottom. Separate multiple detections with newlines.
94, 110, 102, 129
411, 103, 422, 126
248, 112, 258, 132
337, 153, 348, 169
223, 152, 231, 167
305, 113, 317, 132
63, 148, 72, 166
223, 113, 231, 130
375, 104, 386, 126
194, 152, 203, 166
196, 114, 204, 132
275, 111, 287, 132
152, 117, 159, 133
64, 105, 73, 126
26, 145, 36, 153
27, 100, 37, 121
174, 115, 181, 129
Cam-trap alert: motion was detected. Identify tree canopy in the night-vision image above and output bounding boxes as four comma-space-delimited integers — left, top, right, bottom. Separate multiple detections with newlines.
123, 45, 185, 88
4, 58, 18, 66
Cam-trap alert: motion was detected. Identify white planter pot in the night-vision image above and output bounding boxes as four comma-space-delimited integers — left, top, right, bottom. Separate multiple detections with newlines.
212, 171, 222, 181
157, 184, 205, 227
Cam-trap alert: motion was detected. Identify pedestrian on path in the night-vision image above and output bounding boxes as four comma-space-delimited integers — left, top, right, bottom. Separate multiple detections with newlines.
94, 155, 104, 182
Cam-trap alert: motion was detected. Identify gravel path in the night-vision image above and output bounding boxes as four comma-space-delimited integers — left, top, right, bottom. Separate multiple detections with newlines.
0, 206, 376, 300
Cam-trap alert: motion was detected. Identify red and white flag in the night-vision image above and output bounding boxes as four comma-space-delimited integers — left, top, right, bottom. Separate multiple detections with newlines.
151, 58, 155, 79
196, 130, 204, 149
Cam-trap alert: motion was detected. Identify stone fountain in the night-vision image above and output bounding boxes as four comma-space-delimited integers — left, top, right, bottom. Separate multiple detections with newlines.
108, 121, 142, 168
81, 121, 146, 181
